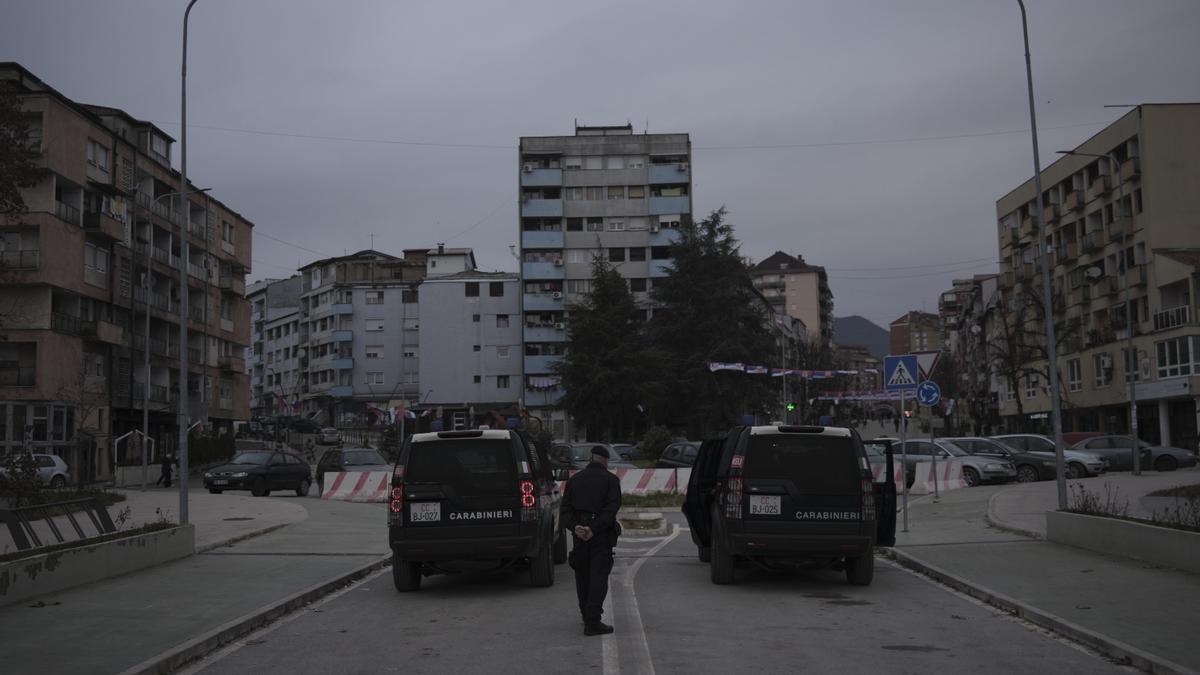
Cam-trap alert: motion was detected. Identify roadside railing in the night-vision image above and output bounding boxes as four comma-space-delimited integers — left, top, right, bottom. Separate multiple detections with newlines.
0, 498, 117, 551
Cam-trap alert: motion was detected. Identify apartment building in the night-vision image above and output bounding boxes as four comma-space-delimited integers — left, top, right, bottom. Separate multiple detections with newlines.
0, 63, 252, 480
889, 311, 942, 355
750, 251, 834, 348
832, 344, 881, 392
418, 270, 522, 430
994, 104, 1200, 449
518, 124, 691, 438
247, 276, 302, 418
942, 275, 1003, 435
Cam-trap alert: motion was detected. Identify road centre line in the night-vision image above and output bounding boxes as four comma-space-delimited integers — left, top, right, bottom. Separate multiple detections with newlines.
604, 524, 682, 675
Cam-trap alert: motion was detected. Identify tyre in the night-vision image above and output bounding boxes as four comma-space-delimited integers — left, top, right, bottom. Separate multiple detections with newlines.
296, 478, 312, 497
962, 467, 981, 487
698, 546, 712, 563
709, 508, 734, 585
316, 479, 324, 496
393, 555, 421, 592
1066, 462, 1086, 479
251, 477, 270, 497
621, 454, 632, 461
846, 554, 875, 586
552, 529, 568, 565
1154, 455, 1178, 472
49, 475, 66, 489
1016, 465, 1040, 483
208, 489, 223, 494
530, 538, 555, 587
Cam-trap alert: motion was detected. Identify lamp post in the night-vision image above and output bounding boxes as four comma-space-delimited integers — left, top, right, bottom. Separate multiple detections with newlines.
1057, 149, 1139, 474
1015, 0, 1068, 509
177, 0, 201, 526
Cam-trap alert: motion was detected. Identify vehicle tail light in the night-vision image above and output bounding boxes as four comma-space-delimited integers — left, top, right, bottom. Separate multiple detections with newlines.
725, 476, 744, 519
520, 479, 537, 522
389, 485, 404, 525
861, 479, 874, 521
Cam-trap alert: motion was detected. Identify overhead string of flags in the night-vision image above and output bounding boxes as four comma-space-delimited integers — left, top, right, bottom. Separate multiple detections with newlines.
707, 362, 878, 378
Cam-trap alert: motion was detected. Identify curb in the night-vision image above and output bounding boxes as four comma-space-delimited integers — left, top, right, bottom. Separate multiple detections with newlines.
881, 548, 1196, 675
195, 523, 291, 554
118, 554, 391, 675
984, 491, 1044, 540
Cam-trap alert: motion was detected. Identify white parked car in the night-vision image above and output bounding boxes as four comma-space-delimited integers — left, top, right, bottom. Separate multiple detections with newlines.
0, 453, 71, 488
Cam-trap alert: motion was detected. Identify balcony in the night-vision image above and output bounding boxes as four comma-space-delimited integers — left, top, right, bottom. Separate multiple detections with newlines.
1104, 275, 1120, 296
150, 197, 178, 224
0, 364, 35, 386
649, 260, 673, 278
1068, 284, 1092, 305
1043, 204, 1060, 223
332, 303, 354, 315
1108, 215, 1134, 239
1081, 230, 1106, 252
524, 387, 562, 408
82, 210, 125, 240
524, 324, 567, 342
188, 262, 206, 280
333, 330, 354, 342
55, 200, 80, 226
520, 198, 562, 218
523, 293, 563, 311
188, 221, 207, 241
522, 261, 565, 280
51, 312, 96, 337
1019, 215, 1036, 238
1153, 305, 1194, 332
524, 354, 561, 373
1121, 157, 1140, 180
1053, 241, 1077, 266
520, 167, 562, 187
648, 227, 681, 247
189, 304, 206, 324
1131, 264, 1147, 287
218, 273, 246, 295
331, 357, 354, 370
330, 385, 354, 398
1064, 191, 1085, 212
151, 246, 180, 269
189, 347, 202, 364
649, 163, 690, 184
0, 249, 39, 270
1087, 175, 1112, 200
648, 195, 690, 215
1000, 228, 1017, 249
221, 317, 234, 333
521, 231, 564, 249
218, 355, 245, 371
92, 319, 125, 346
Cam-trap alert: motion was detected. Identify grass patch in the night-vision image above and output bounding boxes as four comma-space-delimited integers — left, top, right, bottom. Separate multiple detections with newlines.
622, 491, 685, 508
1149, 484, 1200, 500
0, 521, 177, 564
1068, 481, 1200, 533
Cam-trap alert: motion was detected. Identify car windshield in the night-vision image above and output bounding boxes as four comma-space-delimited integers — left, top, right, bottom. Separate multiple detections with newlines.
229, 452, 272, 465
572, 445, 605, 461
863, 442, 886, 457
1112, 436, 1152, 449
406, 439, 517, 496
343, 450, 387, 465
938, 441, 969, 457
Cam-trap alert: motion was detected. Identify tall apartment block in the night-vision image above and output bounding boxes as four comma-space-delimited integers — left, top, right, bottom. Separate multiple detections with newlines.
995, 104, 1200, 449
889, 311, 942, 355
0, 63, 252, 481
750, 251, 833, 349
247, 276, 302, 418
518, 124, 691, 438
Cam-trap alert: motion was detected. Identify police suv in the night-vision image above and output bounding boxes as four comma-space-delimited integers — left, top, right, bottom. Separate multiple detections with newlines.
683, 425, 897, 586
388, 429, 567, 591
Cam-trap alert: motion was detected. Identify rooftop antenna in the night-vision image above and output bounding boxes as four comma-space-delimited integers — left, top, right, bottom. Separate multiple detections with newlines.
645, 119, 649, 134
370, 233, 374, 250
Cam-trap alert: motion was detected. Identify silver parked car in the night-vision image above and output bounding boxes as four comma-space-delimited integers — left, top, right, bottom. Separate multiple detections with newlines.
894, 439, 1017, 487
1070, 435, 1198, 472
991, 434, 1107, 479
0, 453, 71, 488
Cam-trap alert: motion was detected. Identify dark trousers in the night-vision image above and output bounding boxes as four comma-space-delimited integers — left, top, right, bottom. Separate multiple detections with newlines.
156, 467, 171, 487
572, 536, 614, 624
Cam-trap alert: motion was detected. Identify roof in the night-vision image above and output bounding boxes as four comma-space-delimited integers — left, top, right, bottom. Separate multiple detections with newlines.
890, 310, 938, 326
298, 249, 403, 271
749, 426, 852, 437
423, 270, 517, 282
411, 429, 512, 443
752, 251, 826, 275
1156, 249, 1200, 267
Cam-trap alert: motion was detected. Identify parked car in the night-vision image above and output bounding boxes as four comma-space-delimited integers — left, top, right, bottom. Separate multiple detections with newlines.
203, 450, 313, 497
682, 425, 896, 586
1070, 435, 1198, 472
1061, 431, 1104, 446
315, 447, 391, 494
656, 441, 700, 468
949, 436, 1057, 483
611, 443, 641, 461
554, 443, 635, 470
894, 439, 1016, 487
318, 427, 341, 445
991, 434, 1107, 478
0, 453, 70, 488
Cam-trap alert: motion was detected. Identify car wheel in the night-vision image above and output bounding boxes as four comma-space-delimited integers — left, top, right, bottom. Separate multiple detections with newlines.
1154, 455, 1178, 472
709, 507, 734, 585
1016, 465, 1039, 483
49, 475, 66, 489
296, 478, 312, 497
621, 453, 632, 461
962, 467, 981, 487
846, 554, 875, 586
530, 538, 555, 587
393, 555, 421, 592
698, 545, 712, 563
251, 477, 270, 497
552, 529, 568, 565
1066, 462, 1086, 479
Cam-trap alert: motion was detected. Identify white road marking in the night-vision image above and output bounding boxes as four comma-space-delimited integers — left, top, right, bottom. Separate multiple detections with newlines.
603, 523, 681, 675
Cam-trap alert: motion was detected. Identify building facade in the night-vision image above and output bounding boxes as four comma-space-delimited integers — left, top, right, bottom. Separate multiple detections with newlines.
0, 63, 251, 481
832, 344, 881, 392
889, 311, 942, 355
517, 124, 692, 439
247, 276, 302, 419
994, 104, 1200, 449
751, 251, 834, 349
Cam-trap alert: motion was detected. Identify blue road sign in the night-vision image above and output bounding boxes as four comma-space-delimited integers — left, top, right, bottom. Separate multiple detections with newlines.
884, 355, 920, 392
917, 380, 941, 407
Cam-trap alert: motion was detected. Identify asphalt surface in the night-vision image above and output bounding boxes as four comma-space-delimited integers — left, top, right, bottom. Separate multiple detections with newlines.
188, 513, 1130, 675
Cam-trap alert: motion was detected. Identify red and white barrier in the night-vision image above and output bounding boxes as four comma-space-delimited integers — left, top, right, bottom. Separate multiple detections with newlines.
322, 470, 390, 502
558, 468, 693, 495
870, 463, 906, 493
909, 460, 967, 495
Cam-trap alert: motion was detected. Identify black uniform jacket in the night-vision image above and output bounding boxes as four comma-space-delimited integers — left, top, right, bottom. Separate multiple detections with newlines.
560, 461, 622, 538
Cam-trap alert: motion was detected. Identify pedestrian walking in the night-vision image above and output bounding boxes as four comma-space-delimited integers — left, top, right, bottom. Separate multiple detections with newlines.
893, 416, 900, 433
156, 453, 173, 488
559, 446, 622, 636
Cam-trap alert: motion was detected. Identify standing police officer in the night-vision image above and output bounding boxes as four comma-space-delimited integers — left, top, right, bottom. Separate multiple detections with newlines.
560, 446, 622, 636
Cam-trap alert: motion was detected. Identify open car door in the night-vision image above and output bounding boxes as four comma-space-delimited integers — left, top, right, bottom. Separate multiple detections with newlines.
865, 439, 897, 547
682, 437, 724, 551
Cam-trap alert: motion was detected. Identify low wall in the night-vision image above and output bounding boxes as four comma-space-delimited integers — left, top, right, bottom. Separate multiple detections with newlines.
1045, 510, 1200, 574
0, 524, 196, 607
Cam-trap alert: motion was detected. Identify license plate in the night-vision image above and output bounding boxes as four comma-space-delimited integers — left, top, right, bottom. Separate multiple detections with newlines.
749, 495, 781, 516
213, 479, 229, 485
410, 502, 441, 523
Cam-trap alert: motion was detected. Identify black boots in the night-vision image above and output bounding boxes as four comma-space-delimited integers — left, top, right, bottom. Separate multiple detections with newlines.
584, 621, 614, 636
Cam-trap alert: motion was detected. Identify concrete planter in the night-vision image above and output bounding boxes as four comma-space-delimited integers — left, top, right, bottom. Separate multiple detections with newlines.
0, 524, 195, 607
1046, 510, 1200, 574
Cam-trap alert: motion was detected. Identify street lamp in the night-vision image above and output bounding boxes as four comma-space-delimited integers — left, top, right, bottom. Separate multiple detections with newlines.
1015, 0, 1068, 509
1057, 149, 1140, 475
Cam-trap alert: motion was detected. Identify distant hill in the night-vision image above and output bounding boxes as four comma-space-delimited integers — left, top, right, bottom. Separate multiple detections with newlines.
833, 316, 889, 358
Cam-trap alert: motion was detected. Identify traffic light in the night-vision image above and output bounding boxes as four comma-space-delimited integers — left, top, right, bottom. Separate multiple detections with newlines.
785, 402, 796, 412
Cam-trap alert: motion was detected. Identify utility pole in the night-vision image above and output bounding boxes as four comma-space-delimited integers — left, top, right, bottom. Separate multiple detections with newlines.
177, 0, 200, 526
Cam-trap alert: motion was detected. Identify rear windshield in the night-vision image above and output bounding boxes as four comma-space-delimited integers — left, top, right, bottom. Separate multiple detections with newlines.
743, 434, 861, 491
229, 452, 273, 465
406, 439, 517, 496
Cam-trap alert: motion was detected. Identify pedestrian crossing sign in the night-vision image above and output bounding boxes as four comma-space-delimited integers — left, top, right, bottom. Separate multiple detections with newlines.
884, 355, 920, 392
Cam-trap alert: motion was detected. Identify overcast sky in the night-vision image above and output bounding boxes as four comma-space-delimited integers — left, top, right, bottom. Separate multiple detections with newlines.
4, 0, 1198, 328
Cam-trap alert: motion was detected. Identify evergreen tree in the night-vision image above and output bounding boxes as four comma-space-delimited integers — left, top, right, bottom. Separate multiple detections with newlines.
647, 208, 778, 437
0, 83, 45, 217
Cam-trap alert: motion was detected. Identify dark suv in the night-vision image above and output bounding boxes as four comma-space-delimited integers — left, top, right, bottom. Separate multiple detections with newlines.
388, 429, 566, 592
683, 426, 896, 586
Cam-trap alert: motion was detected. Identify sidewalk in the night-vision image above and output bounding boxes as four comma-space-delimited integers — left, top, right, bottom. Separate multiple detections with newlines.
0, 491, 389, 674
892, 472, 1200, 674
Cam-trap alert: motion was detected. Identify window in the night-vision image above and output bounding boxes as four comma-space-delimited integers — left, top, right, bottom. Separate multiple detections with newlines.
567, 279, 592, 294
629, 278, 647, 293
564, 187, 584, 201
586, 218, 603, 232
606, 156, 625, 169
628, 185, 645, 199
609, 248, 626, 262
496, 314, 510, 328
497, 346, 510, 358
1068, 358, 1082, 392
472, 313, 480, 323
566, 218, 583, 231
566, 248, 595, 264
629, 247, 646, 262
497, 375, 510, 389
607, 186, 625, 200
489, 281, 504, 297
402, 289, 418, 303
83, 243, 108, 287
473, 375, 482, 384
584, 157, 603, 170
627, 156, 645, 169
1156, 336, 1196, 379
585, 186, 605, 201
1025, 373, 1038, 399
365, 290, 384, 305
366, 345, 384, 359
403, 348, 418, 358
367, 372, 384, 385
473, 344, 481, 352
1094, 352, 1113, 387
366, 319, 384, 331
86, 139, 109, 171
607, 219, 625, 231
465, 282, 479, 297
563, 156, 582, 170
222, 221, 234, 244
150, 134, 168, 159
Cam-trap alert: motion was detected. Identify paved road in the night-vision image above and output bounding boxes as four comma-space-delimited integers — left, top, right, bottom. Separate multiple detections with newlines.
188, 514, 1129, 675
